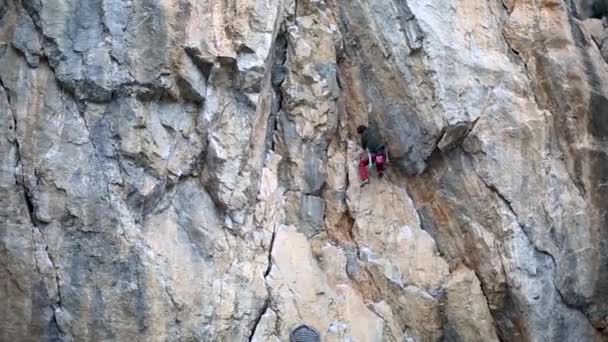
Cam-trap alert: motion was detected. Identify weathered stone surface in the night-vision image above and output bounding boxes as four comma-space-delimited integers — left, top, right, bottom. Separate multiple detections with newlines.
1, 0, 608, 341
602, 40, 608, 61
582, 18, 608, 45
442, 266, 499, 342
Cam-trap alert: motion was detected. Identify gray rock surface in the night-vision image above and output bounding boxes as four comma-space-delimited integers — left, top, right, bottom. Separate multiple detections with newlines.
1, 0, 608, 341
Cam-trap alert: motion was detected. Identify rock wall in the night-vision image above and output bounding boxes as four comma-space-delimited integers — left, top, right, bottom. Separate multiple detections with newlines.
1, 0, 607, 341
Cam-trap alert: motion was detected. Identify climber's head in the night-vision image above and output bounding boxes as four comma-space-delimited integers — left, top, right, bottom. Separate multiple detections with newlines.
357, 125, 367, 134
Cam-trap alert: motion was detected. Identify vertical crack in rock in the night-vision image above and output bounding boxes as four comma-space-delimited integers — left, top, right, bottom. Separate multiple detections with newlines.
497, 3, 543, 113
470, 162, 592, 320
248, 297, 270, 341
71, 98, 120, 227
263, 228, 277, 278
268, 28, 288, 154
0, 76, 11, 107
294, 0, 299, 20
249, 221, 280, 339
249, 19, 289, 342
2, 73, 66, 338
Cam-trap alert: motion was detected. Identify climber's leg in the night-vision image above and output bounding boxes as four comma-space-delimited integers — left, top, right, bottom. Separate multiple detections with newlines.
374, 151, 387, 176
359, 153, 370, 185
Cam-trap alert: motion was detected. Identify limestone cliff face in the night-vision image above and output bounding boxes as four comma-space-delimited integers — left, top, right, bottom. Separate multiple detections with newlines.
1, 0, 608, 341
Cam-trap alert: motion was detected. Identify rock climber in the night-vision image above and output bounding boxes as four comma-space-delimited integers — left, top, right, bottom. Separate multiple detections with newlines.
357, 124, 388, 186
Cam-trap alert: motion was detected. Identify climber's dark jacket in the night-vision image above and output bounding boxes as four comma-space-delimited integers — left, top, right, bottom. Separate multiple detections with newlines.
357, 125, 384, 153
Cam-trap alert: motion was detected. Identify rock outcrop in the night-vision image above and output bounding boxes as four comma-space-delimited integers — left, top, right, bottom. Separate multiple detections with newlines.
1, 0, 607, 341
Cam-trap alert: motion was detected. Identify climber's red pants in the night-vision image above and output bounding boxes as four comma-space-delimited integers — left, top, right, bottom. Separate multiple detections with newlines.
359, 154, 370, 181
374, 152, 386, 174
358, 151, 387, 181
